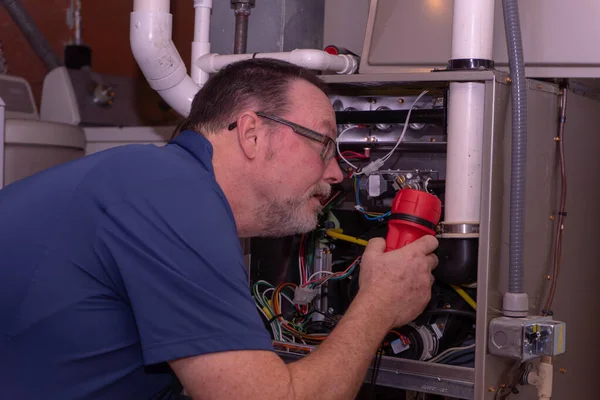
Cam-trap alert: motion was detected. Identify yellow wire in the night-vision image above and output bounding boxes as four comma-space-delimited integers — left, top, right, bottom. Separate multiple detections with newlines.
325, 230, 478, 311
450, 284, 477, 310
325, 229, 369, 247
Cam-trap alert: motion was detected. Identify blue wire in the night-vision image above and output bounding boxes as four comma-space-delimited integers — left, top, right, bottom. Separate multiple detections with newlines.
355, 176, 391, 221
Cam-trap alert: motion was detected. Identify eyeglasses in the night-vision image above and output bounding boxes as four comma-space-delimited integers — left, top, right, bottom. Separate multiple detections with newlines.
228, 112, 336, 163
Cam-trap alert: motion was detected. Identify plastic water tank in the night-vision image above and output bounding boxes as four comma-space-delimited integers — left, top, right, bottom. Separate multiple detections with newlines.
3, 118, 85, 186
0, 74, 86, 188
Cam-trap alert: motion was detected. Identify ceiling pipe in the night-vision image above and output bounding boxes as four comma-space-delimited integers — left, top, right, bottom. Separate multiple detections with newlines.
130, 0, 358, 117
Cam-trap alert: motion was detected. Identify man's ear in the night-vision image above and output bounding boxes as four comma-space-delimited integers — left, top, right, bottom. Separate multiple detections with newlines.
234, 111, 265, 160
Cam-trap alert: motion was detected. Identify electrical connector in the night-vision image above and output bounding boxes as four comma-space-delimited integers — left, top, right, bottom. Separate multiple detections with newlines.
293, 286, 318, 305
359, 158, 385, 176
390, 338, 410, 354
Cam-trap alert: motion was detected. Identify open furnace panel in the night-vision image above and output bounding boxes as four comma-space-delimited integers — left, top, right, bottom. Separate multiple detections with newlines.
249, 74, 480, 397
248, 71, 598, 399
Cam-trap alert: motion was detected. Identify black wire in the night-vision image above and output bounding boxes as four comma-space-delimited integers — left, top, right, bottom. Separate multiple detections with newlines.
267, 314, 284, 324
423, 309, 477, 319
370, 344, 384, 395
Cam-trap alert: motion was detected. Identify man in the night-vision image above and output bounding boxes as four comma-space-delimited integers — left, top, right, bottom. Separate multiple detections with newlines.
0, 59, 438, 399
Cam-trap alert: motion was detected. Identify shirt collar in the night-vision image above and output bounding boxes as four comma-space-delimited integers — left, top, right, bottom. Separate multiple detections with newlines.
168, 130, 215, 173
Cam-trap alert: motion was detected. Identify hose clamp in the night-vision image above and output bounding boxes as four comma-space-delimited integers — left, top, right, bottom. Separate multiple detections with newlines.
439, 223, 480, 235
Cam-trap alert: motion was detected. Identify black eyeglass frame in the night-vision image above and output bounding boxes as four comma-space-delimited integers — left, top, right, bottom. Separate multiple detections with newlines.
228, 112, 336, 162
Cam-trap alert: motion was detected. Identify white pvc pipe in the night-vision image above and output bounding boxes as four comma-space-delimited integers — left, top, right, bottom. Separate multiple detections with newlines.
133, 0, 169, 13
131, 0, 199, 116
451, 0, 495, 60
444, 81, 485, 224
443, 0, 494, 232
192, 0, 212, 85
197, 49, 358, 75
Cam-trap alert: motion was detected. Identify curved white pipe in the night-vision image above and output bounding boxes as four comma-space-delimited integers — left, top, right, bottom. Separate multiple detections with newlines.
131, 1, 357, 117
130, 0, 200, 116
197, 49, 358, 75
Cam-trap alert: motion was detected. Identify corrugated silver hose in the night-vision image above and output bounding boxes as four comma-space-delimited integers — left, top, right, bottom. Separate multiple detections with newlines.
1, 0, 61, 70
503, 0, 528, 294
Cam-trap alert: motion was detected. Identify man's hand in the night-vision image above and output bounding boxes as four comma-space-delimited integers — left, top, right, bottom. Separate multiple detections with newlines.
358, 235, 439, 329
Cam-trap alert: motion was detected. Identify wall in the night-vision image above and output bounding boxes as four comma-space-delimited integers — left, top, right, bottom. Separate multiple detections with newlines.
0, 0, 195, 110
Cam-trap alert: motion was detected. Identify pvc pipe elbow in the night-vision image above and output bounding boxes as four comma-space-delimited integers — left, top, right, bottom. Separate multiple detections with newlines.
130, 9, 199, 116
527, 357, 553, 399
289, 49, 357, 74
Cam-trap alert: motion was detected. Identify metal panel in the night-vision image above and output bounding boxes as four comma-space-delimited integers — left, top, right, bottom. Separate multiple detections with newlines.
278, 351, 475, 399
355, 0, 600, 77
209, 0, 324, 54
323, 0, 370, 55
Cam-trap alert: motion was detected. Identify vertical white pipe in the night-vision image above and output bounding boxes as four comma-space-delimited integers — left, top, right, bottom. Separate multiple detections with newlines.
451, 0, 495, 60
133, 0, 169, 12
444, 82, 485, 224
192, 0, 212, 85
443, 0, 495, 230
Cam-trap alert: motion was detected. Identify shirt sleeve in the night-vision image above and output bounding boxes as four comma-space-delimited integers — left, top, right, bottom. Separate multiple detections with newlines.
94, 177, 273, 365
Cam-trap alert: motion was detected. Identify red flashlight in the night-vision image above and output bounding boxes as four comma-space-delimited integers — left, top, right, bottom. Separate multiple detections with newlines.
385, 189, 442, 252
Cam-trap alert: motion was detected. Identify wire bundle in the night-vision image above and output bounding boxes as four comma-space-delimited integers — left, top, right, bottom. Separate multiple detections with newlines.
302, 257, 360, 289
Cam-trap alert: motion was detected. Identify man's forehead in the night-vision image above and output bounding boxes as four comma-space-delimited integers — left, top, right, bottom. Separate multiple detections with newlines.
287, 80, 337, 136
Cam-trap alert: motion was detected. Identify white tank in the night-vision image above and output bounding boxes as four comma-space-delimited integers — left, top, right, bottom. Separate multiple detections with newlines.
0, 74, 85, 189
3, 119, 85, 186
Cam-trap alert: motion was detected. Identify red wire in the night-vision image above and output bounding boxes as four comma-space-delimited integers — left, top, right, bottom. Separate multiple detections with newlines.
341, 151, 368, 158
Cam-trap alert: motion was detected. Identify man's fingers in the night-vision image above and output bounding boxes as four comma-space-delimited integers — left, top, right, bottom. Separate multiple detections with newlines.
363, 237, 386, 256
411, 235, 439, 254
427, 253, 439, 270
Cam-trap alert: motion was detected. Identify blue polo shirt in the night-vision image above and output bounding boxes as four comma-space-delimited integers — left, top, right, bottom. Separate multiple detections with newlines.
0, 130, 273, 399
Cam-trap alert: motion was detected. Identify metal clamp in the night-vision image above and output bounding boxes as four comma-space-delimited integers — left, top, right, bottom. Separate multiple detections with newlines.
439, 223, 480, 235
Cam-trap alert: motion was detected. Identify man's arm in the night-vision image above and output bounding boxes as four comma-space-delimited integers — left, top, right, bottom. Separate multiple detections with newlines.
170, 236, 438, 400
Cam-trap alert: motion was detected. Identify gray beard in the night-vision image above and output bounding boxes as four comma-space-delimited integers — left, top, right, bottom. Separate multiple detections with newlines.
253, 185, 331, 237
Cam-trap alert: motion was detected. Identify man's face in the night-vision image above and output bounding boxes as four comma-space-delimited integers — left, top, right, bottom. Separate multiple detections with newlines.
254, 80, 343, 237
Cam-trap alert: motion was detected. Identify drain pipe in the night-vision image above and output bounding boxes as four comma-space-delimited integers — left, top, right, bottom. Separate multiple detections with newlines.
197, 50, 358, 75
502, 0, 529, 317
130, 0, 202, 117
231, 0, 255, 54
1, 0, 61, 71
191, 0, 212, 86
131, 0, 357, 117
437, 0, 494, 285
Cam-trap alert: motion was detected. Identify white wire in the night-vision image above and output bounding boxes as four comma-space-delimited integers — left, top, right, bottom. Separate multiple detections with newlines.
336, 126, 360, 169
381, 90, 430, 162
426, 343, 476, 363
306, 270, 336, 283
262, 288, 275, 301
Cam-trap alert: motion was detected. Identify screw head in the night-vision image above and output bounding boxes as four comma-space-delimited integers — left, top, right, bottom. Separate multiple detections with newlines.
560, 368, 567, 373
549, 215, 555, 221
546, 275, 552, 280
398, 98, 404, 104
488, 386, 496, 393
506, 77, 512, 83
537, 84, 543, 89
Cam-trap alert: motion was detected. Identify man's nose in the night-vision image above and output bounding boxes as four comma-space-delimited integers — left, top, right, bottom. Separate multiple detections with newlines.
323, 158, 344, 184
